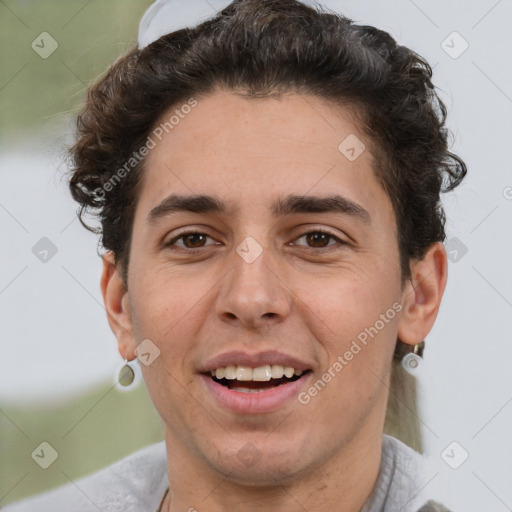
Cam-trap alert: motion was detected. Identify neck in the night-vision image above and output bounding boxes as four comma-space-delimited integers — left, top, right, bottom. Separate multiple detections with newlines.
162, 424, 383, 512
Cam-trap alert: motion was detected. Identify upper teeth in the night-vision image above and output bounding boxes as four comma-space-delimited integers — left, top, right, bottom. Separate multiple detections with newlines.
211, 365, 303, 381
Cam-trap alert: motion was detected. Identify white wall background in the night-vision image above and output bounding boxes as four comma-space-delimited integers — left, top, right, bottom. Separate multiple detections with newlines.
1, 0, 511, 510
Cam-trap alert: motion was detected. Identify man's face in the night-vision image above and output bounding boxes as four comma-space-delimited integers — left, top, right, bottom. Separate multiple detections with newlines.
124, 91, 404, 483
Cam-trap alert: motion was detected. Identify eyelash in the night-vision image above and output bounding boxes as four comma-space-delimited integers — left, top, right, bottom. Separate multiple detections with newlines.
165, 229, 347, 252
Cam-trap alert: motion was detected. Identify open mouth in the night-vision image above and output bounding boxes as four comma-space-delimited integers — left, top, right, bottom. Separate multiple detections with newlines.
207, 365, 311, 393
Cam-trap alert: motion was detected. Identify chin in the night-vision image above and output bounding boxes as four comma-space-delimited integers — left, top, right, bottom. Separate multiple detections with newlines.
202, 437, 322, 487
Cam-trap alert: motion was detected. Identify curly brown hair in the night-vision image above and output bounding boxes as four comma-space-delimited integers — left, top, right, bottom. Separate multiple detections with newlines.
69, 0, 466, 285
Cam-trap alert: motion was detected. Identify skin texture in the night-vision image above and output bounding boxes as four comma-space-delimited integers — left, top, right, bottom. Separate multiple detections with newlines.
101, 90, 447, 512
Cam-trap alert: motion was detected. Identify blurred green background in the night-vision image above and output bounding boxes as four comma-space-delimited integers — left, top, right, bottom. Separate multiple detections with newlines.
0, 0, 152, 142
0, 1, 164, 506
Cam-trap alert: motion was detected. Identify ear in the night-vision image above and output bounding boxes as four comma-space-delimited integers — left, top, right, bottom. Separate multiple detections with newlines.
397, 242, 448, 346
100, 251, 137, 360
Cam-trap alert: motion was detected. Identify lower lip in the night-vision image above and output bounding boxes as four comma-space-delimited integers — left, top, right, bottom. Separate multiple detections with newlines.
200, 374, 311, 414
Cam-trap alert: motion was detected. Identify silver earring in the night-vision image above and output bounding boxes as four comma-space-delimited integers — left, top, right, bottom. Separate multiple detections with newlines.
400, 341, 425, 372
118, 359, 135, 387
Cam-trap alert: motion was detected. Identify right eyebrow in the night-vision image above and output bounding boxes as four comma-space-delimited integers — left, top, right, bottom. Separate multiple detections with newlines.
147, 194, 236, 224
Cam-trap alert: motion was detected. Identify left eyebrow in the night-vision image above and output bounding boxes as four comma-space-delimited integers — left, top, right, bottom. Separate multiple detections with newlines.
272, 194, 371, 224
147, 193, 371, 224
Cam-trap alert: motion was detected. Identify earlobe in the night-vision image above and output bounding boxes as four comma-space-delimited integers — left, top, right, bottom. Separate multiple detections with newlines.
100, 251, 137, 360
397, 242, 448, 346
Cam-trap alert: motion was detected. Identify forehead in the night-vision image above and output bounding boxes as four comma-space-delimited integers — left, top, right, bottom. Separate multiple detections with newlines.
137, 90, 393, 223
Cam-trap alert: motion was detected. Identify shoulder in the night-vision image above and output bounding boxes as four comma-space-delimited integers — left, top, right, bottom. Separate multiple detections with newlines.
381, 434, 424, 475
380, 434, 426, 508
1, 442, 168, 512
362, 435, 452, 512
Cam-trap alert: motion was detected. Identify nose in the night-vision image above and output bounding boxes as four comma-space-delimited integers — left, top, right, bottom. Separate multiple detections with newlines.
215, 240, 291, 330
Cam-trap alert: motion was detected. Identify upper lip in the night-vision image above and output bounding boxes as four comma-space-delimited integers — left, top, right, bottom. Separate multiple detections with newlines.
199, 350, 312, 373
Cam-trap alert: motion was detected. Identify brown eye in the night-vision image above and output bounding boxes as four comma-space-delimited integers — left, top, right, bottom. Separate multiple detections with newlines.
293, 230, 345, 249
305, 232, 331, 248
182, 233, 207, 248
166, 232, 216, 250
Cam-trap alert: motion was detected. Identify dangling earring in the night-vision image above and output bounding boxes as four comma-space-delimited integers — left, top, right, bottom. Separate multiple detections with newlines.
394, 339, 425, 372
118, 359, 135, 387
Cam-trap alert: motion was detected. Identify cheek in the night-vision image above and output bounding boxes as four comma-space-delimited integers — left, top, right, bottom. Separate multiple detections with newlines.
297, 264, 400, 343
126, 271, 206, 401
129, 264, 210, 336
126, 270, 200, 407
296, 267, 400, 400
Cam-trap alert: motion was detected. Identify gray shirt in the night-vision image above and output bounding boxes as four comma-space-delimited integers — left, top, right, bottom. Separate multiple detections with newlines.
361, 436, 450, 512
1, 435, 449, 511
